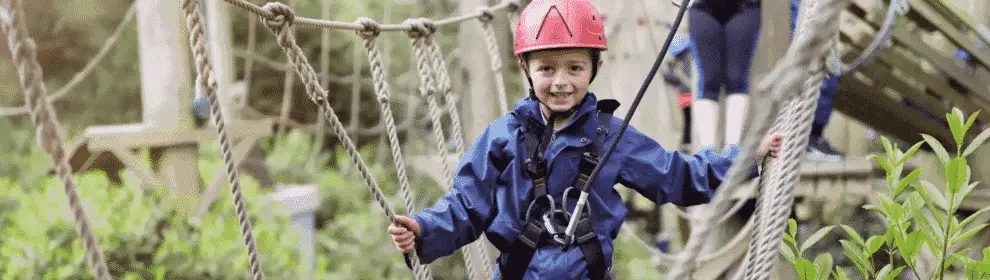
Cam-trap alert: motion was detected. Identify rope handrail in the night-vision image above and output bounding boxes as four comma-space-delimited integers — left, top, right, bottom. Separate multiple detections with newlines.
837, 0, 908, 76
0, 0, 111, 279
0, 2, 136, 117
222, 0, 519, 32
179, 0, 269, 279
668, 0, 849, 278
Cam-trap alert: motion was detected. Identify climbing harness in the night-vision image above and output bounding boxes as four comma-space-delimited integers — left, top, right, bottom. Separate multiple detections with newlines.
562, 0, 691, 245
0, 1, 112, 279
499, 98, 620, 280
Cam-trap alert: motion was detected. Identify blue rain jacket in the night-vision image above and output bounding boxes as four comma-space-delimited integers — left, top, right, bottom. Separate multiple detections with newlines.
410, 93, 758, 279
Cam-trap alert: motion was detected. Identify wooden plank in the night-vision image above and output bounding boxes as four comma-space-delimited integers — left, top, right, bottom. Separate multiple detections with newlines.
891, 27, 990, 103
835, 73, 956, 147
110, 148, 163, 187
838, 9, 989, 123
907, 0, 990, 70
85, 118, 274, 152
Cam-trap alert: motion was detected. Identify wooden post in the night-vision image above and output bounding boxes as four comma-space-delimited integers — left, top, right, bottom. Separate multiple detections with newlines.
205, 0, 238, 125
459, 0, 499, 141
135, 0, 200, 196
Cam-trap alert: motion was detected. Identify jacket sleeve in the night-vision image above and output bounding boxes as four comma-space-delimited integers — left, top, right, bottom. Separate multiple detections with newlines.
409, 123, 508, 263
616, 126, 760, 207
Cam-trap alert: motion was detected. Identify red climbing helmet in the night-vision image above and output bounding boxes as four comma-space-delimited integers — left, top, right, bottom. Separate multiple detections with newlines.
513, 0, 607, 56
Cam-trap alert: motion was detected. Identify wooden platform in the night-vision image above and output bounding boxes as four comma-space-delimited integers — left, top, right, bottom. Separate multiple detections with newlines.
835, 0, 990, 150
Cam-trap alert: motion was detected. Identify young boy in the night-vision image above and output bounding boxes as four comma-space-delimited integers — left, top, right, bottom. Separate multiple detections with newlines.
389, 0, 782, 279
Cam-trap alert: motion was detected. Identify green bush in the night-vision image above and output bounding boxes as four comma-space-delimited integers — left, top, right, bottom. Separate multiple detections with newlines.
782, 108, 990, 280
0, 156, 308, 279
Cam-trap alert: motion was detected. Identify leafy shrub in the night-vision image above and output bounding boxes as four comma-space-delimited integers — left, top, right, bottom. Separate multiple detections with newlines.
782, 108, 990, 279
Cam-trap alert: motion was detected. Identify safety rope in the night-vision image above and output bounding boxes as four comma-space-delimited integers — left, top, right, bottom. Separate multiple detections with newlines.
0, 2, 135, 117
0, 1, 111, 279
357, 16, 437, 280
837, 0, 908, 76
179, 0, 268, 279
253, 3, 433, 278
667, 0, 849, 278
222, 0, 517, 32
478, 7, 510, 115
425, 30, 466, 156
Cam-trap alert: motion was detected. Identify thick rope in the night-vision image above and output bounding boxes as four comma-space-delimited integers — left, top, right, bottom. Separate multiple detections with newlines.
356, 17, 435, 280
837, 0, 908, 75
179, 0, 267, 279
405, 18, 488, 280
0, 2, 136, 117
425, 29, 466, 156
478, 7, 510, 115
420, 17, 496, 276
221, 0, 517, 32
0, 1, 111, 279
667, 0, 848, 278
256, 4, 433, 279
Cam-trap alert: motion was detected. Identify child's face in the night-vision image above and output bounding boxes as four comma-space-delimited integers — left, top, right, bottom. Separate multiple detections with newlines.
523, 48, 600, 114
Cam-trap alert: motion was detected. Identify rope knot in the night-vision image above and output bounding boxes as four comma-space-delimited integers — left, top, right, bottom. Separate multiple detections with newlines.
260, 2, 294, 29
356, 17, 382, 39
477, 7, 495, 22
404, 18, 435, 38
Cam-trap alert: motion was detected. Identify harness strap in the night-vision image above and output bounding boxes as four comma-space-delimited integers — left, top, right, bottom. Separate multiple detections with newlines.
501, 99, 618, 280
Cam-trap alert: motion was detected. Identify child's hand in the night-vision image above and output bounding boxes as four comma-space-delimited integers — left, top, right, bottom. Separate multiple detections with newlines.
759, 132, 783, 159
389, 216, 421, 253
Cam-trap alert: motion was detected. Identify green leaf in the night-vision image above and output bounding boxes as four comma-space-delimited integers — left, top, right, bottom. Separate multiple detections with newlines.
784, 234, 797, 247
949, 109, 966, 148
883, 266, 906, 280
947, 248, 972, 268
956, 181, 981, 211
959, 205, 990, 231
881, 137, 895, 161
964, 127, 990, 157
840, 240, 871, 279
871, 154, 893, 174
833, 267, 850, 280
840, 225, 866, 246
894, 169, 924, 199
896, 141, 925, 166
796, 258, 817, 280
965, 111, 980, 132
801, 226, 835, 253
917, 180, 948, 211
867, 235, 885, 254
814, 253, 834, 280
876, 264, 893, 280
953, 224, 988, 245
922, 134, 951, 164
780, 243, 797, 264
947, 157, 968, 195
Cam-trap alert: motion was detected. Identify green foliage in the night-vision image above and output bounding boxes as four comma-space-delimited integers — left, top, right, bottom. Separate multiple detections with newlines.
780, 219, 836, 280
0, 165, 310, 279
782, 108, 990, 279
264, 129, 330, 185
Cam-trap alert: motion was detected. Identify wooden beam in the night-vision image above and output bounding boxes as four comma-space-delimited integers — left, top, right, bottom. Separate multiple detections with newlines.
837, 9, 990, 124
907, 0, 990, 70
835, 73, 955, 146
84, 119, 274, 152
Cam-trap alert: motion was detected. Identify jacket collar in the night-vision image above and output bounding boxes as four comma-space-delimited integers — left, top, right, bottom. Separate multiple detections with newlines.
510, 93, 600, 132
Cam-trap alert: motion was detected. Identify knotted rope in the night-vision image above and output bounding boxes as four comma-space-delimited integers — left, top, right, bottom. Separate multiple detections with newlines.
355, 16, 435, 280
179, 0, 267, 279
0, 0, 111, 279
478, 7, 510, 115
256, 3, 431, 278
222, 0, 517, 32
668, 0, 849, 278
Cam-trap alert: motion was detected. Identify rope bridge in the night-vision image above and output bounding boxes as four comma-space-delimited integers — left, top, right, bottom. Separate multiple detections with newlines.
0, 0, 903, 279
